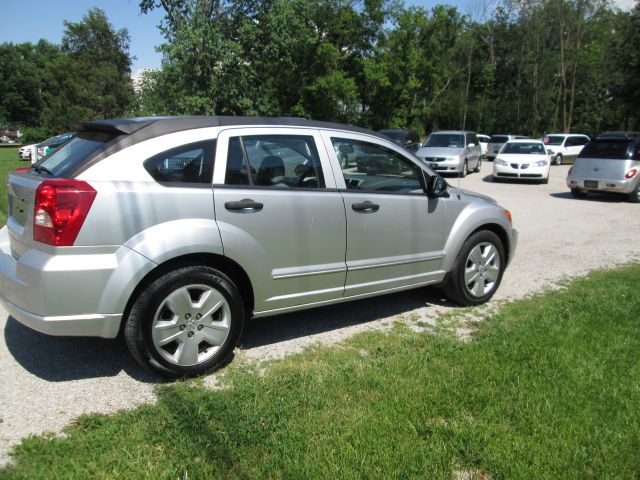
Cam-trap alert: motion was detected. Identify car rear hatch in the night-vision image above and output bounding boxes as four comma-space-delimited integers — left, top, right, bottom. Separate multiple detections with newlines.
6, 130, 124, 258
573, 138, 637, 180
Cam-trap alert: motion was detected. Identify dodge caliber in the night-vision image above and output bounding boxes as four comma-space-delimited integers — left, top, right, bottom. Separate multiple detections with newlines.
0, 117, 518, 377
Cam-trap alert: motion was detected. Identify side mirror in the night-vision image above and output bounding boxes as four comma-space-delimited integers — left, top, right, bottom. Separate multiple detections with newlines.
426, 175, 449, 198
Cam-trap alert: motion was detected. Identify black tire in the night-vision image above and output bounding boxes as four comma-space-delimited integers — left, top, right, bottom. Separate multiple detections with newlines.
459, 161, 468, 178
541, 176, 549, 184
443, 230, 505, 306
125, 265, 245, 378
628, 183, 640, 203
555, 154, 563, 166
570, 187, 588, 198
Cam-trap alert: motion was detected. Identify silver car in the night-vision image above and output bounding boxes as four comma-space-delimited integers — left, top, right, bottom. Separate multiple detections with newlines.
415, 131, 482, 177
567, 132, 640, 202
0, 117, 517, 377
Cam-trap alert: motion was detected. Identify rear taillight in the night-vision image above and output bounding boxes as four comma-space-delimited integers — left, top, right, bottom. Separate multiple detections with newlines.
33, 180, 96, 246
625, 168, 637, 179
15, 167, 30, 172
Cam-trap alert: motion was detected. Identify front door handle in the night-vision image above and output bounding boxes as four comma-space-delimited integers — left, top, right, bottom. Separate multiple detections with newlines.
225, 199, 264, 212
352, 201, 380, 213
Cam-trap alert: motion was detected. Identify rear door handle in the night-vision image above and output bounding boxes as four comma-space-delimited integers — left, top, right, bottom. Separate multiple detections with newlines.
351, 201, 380, 213
225, 199, 264, 212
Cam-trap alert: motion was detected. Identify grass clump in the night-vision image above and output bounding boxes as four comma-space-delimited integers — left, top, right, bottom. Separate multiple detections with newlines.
1, 265, 639, 479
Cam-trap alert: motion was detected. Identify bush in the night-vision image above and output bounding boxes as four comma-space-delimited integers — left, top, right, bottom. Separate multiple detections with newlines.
20, 126, 50, 144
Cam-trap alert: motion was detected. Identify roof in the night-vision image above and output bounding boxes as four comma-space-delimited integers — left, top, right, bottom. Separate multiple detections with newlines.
506, 138, 544, 143
76, 116, 384, 140
429, 130, 475, 135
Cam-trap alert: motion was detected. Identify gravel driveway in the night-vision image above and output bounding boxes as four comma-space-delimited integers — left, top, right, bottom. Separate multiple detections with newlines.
1, 163, 639, 464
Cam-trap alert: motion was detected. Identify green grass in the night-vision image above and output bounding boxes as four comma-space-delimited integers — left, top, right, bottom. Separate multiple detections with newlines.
2, 265, 640, 479
0, 147, 26, 226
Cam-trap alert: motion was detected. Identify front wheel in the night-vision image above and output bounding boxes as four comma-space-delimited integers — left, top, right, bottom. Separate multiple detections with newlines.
459, 161, 468, 178
443, 230, 505, 306
555, 154, 563, 165
125, 266, 245, 378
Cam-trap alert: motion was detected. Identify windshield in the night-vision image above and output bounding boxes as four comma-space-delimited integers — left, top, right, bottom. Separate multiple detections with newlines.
546, 135, 564, 146
579, 140, 635, 160
39, 131, 119, 177
489, 135, 509, 143
424, 133, 464, 148
502, 142, 546, 154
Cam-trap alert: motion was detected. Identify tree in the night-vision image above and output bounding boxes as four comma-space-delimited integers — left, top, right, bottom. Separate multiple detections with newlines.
42, 8, 135, 132
0, 41, 59, 128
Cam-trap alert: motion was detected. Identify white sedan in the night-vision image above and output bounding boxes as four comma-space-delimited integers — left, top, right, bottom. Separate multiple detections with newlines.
18, 143, 38, 161
493, 139, 551, 184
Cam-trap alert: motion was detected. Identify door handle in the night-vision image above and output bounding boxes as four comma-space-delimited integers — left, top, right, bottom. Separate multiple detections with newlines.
225, 199, 264, 212
352, 201, 380, 213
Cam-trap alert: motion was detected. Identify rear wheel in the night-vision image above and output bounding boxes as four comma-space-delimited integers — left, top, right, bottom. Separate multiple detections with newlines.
474, 157, 482, 173
443, 230, 505, 306
125, 266, 245, 378
555, 154, 563, 165
570, 187, 588, 198
628, 183, 640, 203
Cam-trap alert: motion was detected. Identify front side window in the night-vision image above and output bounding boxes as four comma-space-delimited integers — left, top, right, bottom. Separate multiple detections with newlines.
144, 141, 215, 185
224, 135, 324, 189
331, 138, 425, 194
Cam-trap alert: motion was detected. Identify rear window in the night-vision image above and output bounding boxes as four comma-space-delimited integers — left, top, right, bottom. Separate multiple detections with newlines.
579, 140, 635, 160
489, 135, 509, 143
39, 132, 119, 177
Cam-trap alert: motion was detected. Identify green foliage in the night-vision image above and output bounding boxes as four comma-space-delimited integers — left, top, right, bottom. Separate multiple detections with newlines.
19, 126, 49, 144
41, 8, 135, 133
1, 264, 640, 477
0, 147, 26, 226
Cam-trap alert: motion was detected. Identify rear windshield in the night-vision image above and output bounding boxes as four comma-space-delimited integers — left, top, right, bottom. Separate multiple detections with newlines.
38, 131, 119, 177
424, 133, 464, 148
579, 140, 635, 160
489, 135, 509, 143
546, 135, 565, 146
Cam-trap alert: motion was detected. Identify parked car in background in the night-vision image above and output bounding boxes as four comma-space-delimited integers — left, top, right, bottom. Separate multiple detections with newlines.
0, 116, 517, 377
378, 129, 421, 152
493, 139, 550, 184
34, 132, 74, 163
543, 133, 589, 165
486, 134, 530, 161
566, 132, 640, 202
0, 136, 15, 143
477, 134, 490, 158
18, 143, 38, 161
415, 130, 482, 177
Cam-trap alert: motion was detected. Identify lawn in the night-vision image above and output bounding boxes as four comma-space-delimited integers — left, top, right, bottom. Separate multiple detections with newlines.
1, 265, 639, 479
0, 147, 27, 226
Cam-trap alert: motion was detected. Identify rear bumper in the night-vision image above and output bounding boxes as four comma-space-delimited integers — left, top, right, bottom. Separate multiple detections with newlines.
0, 226, 153, 339
567, 176, 637, 194
0, 290, 122, 337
